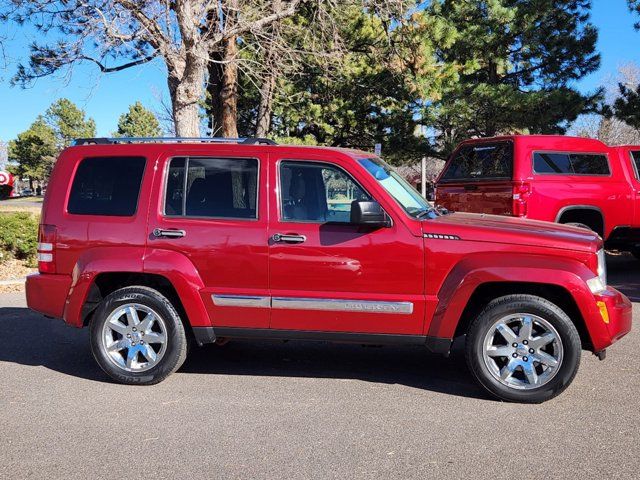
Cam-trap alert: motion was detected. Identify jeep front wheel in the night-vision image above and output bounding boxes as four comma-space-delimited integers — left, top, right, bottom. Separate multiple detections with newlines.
465, 294, 581, 403
89, 286, 188, 385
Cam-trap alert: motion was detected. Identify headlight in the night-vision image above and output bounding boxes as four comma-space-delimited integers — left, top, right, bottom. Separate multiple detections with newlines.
587, 248, 607, 294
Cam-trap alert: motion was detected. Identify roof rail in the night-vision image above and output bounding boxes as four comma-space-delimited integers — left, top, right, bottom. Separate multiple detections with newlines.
72, 137, 278, 146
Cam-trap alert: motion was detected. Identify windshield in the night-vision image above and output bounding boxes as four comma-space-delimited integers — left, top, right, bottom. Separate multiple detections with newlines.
358, 157, 434, 218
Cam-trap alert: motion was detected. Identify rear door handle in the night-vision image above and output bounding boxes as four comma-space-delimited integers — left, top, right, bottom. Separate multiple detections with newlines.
153, 228, 186, 239
272, 233, 306, 244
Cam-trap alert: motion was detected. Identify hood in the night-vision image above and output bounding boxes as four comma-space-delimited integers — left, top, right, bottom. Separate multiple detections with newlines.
425, 212, 601, 253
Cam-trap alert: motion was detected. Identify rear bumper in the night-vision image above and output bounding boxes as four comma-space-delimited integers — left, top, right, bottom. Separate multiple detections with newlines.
587, 287, 632, 352
25, 273, 72, 319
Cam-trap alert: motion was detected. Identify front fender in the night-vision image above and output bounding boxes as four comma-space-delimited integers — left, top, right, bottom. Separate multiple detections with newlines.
427, 253, 603, 345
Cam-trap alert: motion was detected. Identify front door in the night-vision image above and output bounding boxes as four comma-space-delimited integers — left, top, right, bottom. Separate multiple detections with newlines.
148, 153, 270, 328
267, 155, 425, 335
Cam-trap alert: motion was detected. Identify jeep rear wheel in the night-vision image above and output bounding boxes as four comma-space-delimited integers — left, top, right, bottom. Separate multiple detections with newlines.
90, 286, 187, 385
465, 294, 581, 403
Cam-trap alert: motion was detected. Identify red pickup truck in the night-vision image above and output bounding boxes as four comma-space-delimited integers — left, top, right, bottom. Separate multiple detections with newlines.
436, 135, 640, 256
25, 137, 631, 403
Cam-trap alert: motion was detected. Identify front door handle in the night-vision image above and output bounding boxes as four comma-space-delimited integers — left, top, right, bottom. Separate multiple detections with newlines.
153, 228, 186, 239
272, 233, 306, 244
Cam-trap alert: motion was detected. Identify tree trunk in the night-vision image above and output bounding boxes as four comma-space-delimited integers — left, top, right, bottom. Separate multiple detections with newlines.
256, 69, 277, 137
206, 0, 239, 139
168, 53, 206, 137
207, 38, 239, 138
220, 36, 239, 138
208, 50, 224, 136
255, 0, 282, 138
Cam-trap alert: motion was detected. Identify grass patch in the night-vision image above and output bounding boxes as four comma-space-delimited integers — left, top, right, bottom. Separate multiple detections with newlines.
0, 212, 39, 267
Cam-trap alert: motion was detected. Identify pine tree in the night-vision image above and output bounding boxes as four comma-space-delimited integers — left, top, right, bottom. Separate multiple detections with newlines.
115, 102, 162, 137
7, 116, 57, 184
45, 98, 96, 148
608, 1, 640, 128
255, 5, 453, 164
629, 1, 640, 29
426, 0, 600, 157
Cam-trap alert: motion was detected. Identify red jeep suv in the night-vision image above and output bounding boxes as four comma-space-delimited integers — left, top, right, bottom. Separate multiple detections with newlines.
436, 135, 640, 257
26, 137, 632, 403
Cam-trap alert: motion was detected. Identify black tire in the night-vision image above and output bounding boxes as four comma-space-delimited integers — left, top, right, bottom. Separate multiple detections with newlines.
465, 294, 581, 403
89, 286, 188, 385
630, 247, 640, 261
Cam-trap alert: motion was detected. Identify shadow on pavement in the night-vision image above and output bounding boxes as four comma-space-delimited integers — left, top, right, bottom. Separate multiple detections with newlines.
0, 306, 488, 400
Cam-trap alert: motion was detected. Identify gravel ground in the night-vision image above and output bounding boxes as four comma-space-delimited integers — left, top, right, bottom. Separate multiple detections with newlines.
0, 254, 638, 479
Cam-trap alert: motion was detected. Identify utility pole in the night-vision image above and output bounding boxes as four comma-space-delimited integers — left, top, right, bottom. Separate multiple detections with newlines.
421, 156, 427, 198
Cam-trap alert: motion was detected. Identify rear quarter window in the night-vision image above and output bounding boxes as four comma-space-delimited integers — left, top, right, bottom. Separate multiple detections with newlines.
440, 142, 513, 182
631, 151, 640, 180
533, 152, 610, 175
67, 156, 146, 216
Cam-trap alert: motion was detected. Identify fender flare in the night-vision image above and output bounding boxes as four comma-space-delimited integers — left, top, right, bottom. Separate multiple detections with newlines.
427, 253, 602, 343
63, 246, 209, 328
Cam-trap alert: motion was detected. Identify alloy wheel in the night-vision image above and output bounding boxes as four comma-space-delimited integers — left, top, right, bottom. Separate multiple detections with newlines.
101, 303, 168, 372
482, 313, 564, 390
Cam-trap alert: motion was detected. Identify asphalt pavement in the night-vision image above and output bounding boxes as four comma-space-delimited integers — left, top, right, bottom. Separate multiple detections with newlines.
1, 254, 639, 479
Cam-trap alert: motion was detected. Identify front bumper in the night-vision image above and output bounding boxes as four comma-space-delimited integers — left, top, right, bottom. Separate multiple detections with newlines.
587, 287, 632, 352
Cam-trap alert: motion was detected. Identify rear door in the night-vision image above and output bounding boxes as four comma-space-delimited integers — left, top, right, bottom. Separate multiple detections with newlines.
436, 141, 514, 215
148, 152, 270, 328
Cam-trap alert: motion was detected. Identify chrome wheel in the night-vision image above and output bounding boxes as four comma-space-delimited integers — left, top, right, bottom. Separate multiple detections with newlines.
482, 313, 563, 390
101, 303, 167, 372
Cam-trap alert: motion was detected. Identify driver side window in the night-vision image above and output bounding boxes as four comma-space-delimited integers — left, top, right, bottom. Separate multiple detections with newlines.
279, 161, 370, 223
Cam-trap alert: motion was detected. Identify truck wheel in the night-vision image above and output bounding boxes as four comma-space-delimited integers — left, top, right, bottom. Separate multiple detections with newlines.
89, 286, 188, 385
465, 294, 581, 403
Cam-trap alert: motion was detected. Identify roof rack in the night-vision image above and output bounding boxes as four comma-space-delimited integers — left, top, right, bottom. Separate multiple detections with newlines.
72, 137, 278, 146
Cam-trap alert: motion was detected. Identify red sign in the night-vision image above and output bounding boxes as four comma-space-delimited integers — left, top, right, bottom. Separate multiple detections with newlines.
0, 171, 14, 186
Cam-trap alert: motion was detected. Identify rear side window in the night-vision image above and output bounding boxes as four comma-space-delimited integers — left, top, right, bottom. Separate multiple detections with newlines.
67, 157, 146, 216
631, 151, 640, 179
533, 152, 610, 175
440, 142, 513, 182
164, 157, 258, 219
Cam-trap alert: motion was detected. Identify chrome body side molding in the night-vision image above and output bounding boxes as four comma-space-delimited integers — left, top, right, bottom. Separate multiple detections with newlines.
272, 297, 413, 314
212, 295, 271, 308
212, 294, 413, 314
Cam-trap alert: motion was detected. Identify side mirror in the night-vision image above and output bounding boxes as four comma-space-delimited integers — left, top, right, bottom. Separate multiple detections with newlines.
350, 200, 391, 227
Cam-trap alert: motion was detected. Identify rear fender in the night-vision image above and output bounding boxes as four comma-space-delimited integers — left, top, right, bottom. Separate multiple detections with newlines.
428, 253, 604, 346
64, 247, 145, 327
64, 247, 210, 329
143, 248, 210, 327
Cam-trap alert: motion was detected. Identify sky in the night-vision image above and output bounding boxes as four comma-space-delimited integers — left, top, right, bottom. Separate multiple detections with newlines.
0, 0, 639, 143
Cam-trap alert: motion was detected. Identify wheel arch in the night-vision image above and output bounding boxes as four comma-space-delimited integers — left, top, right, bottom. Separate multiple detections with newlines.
427, 254, 600, 351
556, 205, 605, 238
453, 282, 591, 350
81, 272, 188, 328
64, 247, 210, 329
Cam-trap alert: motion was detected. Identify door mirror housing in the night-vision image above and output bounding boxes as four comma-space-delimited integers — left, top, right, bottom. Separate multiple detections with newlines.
350, 200, 391, 227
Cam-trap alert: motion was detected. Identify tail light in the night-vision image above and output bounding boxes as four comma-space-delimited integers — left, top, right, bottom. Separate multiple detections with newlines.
512, 182, 531, 217
37, 224, 57, 274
